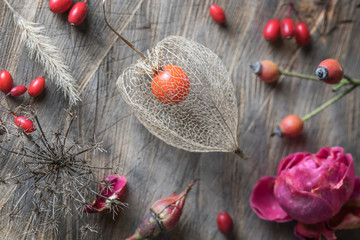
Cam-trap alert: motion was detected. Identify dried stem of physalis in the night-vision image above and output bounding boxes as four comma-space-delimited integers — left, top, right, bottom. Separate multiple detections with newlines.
0, 109, 124, 238
1, 0, 81, 104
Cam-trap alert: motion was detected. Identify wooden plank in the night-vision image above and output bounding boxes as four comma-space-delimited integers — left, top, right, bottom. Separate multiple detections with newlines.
1, 0, 360, 239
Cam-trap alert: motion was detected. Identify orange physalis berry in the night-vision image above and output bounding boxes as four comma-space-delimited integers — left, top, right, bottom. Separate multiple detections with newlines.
151, 65, 190, 105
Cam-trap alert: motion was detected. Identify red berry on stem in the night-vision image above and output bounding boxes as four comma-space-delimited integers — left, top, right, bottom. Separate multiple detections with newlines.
0, 70, 13, 93
28, 77, 45, 97
263, 19, 281, 42
217, 212, 234, 235
209, 4, 226, 24
273, 115, 303, 138
68, 0, 88, 26
280, 18, 295, 39
251, 60, 279, 83
14, 116, 35, 133
151, 65, 190, 105
49, 0, 73, 14
315, 59, 344, 84
295, 22, 310, 46
10, 85, 27, 97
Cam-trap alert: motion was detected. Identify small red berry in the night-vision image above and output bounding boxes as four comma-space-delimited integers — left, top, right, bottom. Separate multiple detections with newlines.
10, 85, 27, 97
217, 212, 234, 235
28, 77, 45, 97
251, 60, 279, 83
280, 18, 295, 39
0, 70, 13, 93
68, 0, 88, 26
49, 0, 73, 14
315, 59, 344, 84
14, 116, 35, 133
295, 22, 310, 46
151, 65, 190, 105
273, 115, 304, 138
209, 4, 226, 24
263, 19, 281, 42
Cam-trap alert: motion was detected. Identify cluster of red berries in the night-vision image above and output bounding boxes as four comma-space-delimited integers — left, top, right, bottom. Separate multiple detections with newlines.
49, 0, 88, 26
0, 70, 46, 133
252, 59, 344, 138
263, 3, 310, 46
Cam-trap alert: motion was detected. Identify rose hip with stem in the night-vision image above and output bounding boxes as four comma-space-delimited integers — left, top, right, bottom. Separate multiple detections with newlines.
263, 19, 281, 42
68, 0, 88, 26
49, 0, 72, 14
28, 77, 45, 98
10, 85, 27, 97
14, 116, 35, 133
251, 59, 360, 137
281, 18, 295, 39
295, 22, 310, 46
0, 70, 13, 93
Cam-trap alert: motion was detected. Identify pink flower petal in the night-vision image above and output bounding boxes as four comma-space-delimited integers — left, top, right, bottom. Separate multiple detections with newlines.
294, 222, 336, 240
250, 176, 292, 222
100, 174, 127, 199
328, 177, 360, 230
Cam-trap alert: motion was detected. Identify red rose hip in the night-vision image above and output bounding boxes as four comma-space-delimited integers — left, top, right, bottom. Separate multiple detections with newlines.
0, 70, 13, 93
209, 4, 226, 24
281, 18, 295, 39
14, 116, 35, 133
217, 212, 234, 235
274, 115, 304, 138
10, 85, 27, 97
263, 19, 281, 42
315, 59, 344, 84
251, 60, 279, 83
49, 0, 72, 14
68, 0, 88, 26
295, 23, 310, 46
28, 77, 45, 97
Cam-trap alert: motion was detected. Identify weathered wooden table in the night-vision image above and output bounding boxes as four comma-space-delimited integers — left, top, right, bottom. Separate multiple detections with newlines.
1, 0, 360, 239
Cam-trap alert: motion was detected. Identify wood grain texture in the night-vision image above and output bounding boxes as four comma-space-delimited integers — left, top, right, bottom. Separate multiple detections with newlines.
1, 0, 360, 239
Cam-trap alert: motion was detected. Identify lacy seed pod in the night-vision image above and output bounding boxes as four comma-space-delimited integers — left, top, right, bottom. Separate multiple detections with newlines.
117, 36, 244, 156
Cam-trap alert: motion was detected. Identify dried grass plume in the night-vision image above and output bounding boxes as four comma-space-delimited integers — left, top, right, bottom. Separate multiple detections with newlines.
2, 0, 81, 104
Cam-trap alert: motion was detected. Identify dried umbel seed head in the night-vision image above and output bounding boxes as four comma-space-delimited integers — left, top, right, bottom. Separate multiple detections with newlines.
315, 59, 344, 84
272, 114, 303, 138
281, 18, 295, 40
126, 180, 197, 240
251, 60, 279, 83
151, 65, 190, 105
263, 19, 281, 42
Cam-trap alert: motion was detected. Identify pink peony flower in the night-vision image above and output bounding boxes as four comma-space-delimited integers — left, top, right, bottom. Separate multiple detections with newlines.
250, 147, 360, 240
